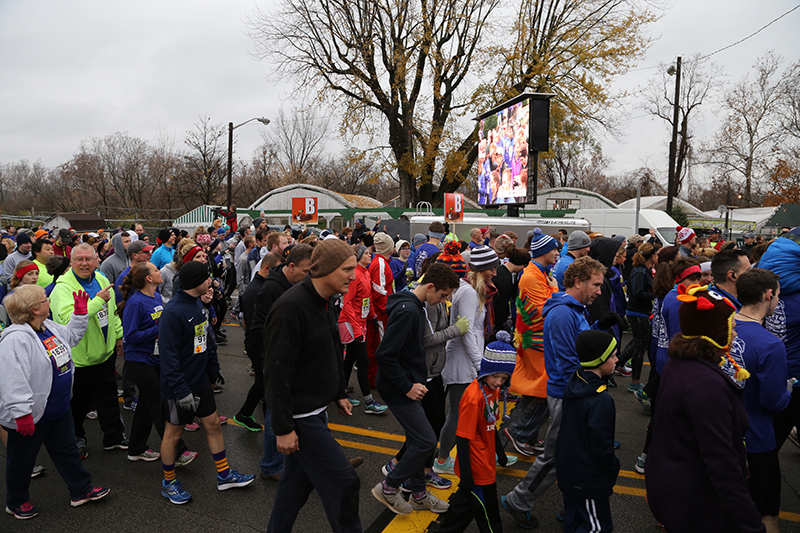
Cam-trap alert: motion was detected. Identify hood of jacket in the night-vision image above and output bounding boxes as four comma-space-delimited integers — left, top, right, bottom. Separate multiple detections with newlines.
564, 368, 607, 399
589, 237, 619, 270
386, 289, 422, 316
542, 291, 583, 319
105, 233, 129, 268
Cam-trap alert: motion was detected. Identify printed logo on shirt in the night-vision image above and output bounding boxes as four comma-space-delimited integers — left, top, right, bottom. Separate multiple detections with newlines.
483, 397, 499, 428
150, 305, 163, 321
765, 299, 786, 341
724, 336, 747, 389
361, 297, 370, 319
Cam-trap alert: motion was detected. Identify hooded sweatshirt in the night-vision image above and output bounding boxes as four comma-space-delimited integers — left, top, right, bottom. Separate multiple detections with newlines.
100, 233, 130, 284
556, 368, 619, 499
542, 292, 592, 398
0, 314, 88, 427
443, 278, 484, 386
587, 237, 621, 340
376, 291, 427, 405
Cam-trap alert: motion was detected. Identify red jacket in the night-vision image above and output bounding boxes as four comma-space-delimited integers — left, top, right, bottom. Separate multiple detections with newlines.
339, 264, 371, 340
369, 254, 394, 322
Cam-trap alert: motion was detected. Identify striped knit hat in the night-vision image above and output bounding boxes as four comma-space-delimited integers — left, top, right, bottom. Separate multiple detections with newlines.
529, 228, 557, 257
437, 241, 468, 278
469, 245, 499, 272
479, 330, 517, 380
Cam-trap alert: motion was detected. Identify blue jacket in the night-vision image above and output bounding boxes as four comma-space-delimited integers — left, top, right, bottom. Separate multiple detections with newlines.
655, 289, 681, 375
542, 292, 592, 398
159, 289, 218, 399
552, 253, 575, 291
376, 291, 427, 405
767, 291, 800, 379
151, 245, 174, 270
556, 368, 619, 499
122, 290, 163, 367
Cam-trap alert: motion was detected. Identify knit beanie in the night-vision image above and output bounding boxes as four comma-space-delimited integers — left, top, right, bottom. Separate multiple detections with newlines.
310, 238, 356, 278
15, 232, 31, 246
567, 230, 591, 251
469, 245, 499, 271
373, 232, 394, 257
436, 241, 468, 278
676, 226, 696, 245
412, 233, 427, 247
253, 217, 264, 229
576, 330, 617, 369
479, 330, 517, 380
180, 261, 210, 291
356, 245, 368, 262
529, 228, 557, 257
395, 239, 410, 254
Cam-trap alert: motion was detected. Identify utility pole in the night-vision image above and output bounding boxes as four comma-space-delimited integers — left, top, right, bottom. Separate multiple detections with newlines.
666, 56, 682, 216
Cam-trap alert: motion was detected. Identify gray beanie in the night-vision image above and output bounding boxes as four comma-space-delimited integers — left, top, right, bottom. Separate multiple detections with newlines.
412, 233, 427, 247
568, 230, 591, 250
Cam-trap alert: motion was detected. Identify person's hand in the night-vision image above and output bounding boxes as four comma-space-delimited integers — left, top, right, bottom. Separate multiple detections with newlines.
337, 398, 353, 417
15, 414, 35, 436
96, 286, 111, 303
788, 378, 797, 393
597, 312, 625, 331
201, 287, 213, 304
547, 275, 558, 290
177, 393, 199, 412
73, 290, 90, 315
211, 370, 225, 385
276, 431, 300, 455
406, 383, 428, 401
455, 315, 470, 335
115, 338, 124, 357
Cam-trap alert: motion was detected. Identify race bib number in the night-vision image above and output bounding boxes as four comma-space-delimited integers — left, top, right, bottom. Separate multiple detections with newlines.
194, 321, 208, 354
361, 297, 370, 319
97, 305, 109, 328
43, 336, 71, 372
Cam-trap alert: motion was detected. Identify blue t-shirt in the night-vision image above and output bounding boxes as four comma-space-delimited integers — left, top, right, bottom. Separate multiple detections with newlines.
114, 266, 131, 304
766, 290, 800, 380
151, 245, 174, 270
732, 321, 791, 453
36, 328, 73, 422
122, 290, 163, 367
413, 242, 440, 278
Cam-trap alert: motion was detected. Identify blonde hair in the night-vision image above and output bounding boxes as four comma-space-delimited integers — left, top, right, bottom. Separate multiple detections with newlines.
171, 238, 198, 271
4, 284, 45, 324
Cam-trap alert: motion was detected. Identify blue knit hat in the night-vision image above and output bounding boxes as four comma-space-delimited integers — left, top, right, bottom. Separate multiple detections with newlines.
479, 330, 517, 380
529, 228, 557, 257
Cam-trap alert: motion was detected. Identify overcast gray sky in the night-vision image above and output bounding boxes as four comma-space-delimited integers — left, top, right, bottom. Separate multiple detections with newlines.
0, 0, 797, 190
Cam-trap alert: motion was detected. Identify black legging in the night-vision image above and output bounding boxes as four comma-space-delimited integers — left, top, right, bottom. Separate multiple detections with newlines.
622, 315, 652, 381
239, 347, 264, 417
343, 340, 370, 397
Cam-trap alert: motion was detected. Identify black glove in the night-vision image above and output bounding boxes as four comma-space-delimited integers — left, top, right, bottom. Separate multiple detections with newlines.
209, 369, 225, 386
597, 312, 625, 331
495, 431, 508, 467
456, 436, 474, 490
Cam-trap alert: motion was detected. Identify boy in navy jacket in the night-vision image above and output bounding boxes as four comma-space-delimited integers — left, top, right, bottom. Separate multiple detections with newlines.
556, 330, 620, 533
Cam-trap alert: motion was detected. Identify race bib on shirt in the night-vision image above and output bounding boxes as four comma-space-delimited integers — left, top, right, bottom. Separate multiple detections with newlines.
97, 305, 109, 328
193, 321, 208, 354
43, 335, 71, 374
361, 297, 370, 319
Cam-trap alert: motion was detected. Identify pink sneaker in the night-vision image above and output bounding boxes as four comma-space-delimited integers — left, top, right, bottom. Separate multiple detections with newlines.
184, 422, 199, 432
219, 415, 227, 424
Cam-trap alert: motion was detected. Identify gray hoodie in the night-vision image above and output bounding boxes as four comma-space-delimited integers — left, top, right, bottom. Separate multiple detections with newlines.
423, 301, 463, 378
100, 233, 129, 283
0, 314, 88, 427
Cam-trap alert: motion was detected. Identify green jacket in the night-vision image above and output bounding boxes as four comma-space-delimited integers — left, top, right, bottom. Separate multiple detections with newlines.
51, 269, 123, 367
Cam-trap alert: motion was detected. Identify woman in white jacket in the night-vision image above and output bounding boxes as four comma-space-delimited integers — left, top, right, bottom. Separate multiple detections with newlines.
0, 284, 109, 519
434, 245, 499, 474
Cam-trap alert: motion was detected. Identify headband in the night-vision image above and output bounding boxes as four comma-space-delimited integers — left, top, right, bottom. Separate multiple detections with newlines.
183, 246, 202, 263
674, 264, 701, 284
15, 263, 38, 280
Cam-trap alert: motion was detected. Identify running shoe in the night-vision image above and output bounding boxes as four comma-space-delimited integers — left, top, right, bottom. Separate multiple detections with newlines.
614, 366, 632, 377
70, 486, 110, 507
217, 469, 255, 491
503, 427, 536, 457
789, 427, 800, 450
213, 384, 224, 393
184, 422, 200, 432
410, 491, 449, 513
78, 443, 88, 460
613, 440, 620, 449
501, 495, 539, 529
498, 453, 518, 467
128, 449, 161, 462
634, 455, 646, 474
30, 465, 45, 478
364, 401, 388, 414
634, 388, 652, 414
432, 456, 455, 475
627, 383, 644, 394
381, 459, 396, 476
5, 501, 39, 520
346, 396, 361, 407
248, 367, 256, 376
219, 415, 228, 424
607, 376, 618, 388
233, 413, 263, 432
505, 392, 522, 402
348, 456, 364, 469
371, 482, 412, 514
123, 397, 138, 411
425, 470, 452, 490
103, 439, 129, 451
161, 480, 191, 505
532, 439, 545, 454
175, 451, 199, 467
85, 410, 98, 420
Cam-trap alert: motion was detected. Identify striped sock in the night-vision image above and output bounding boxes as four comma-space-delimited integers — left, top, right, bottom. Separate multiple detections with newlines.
162, 463, 176, 483
212, 450, 230, 478
364, 394, 374, 404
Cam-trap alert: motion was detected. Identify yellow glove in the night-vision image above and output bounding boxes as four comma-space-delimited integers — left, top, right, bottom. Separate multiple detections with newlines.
455, 315, 470, 335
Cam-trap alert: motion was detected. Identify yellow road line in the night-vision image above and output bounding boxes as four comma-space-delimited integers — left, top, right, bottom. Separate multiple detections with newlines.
330, 423, 406, 443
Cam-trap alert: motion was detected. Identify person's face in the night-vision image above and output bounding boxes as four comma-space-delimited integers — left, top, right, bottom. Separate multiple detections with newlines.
18, 242, 32, 254
132, 249, 152, 264
730, 255, 750, 283
399, 246, 411, 260
324, 256, 357, 295
259, 221, 267, 230
483, 373, 509, 390
8, 227, 16, 235
121, 235, 131, 250
31, 287, 49, 321
471, 229, 482, 244
193, 251, 208, 264
710, 232, 720, 240
358, 250, 372, 267
22, 269, 39, 285
285, 258, 312, 285
135, 225, 144, 235
480, 267, 497, 281
147, 263, 163, 285
700, 270, 713, 285
576, 272, 604, 306
142, 235, 150, 244
597, 350, 619, 377
573, 246, 589, 258
539, 248, 559, 267
38, 244, 54, 262
278, 235, 289, 252
426, 286, 455, 305
679, 274, 701, 288
194, 277, 211, 295
71, 248, 97, 278
745, 237, 754, 245
168, 233, 177, 246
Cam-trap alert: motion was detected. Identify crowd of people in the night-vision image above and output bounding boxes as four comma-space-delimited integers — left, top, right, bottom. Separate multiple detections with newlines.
0, 214, 798, 533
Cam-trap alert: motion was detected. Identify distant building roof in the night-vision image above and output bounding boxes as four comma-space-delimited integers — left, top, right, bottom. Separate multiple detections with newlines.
764, 204, 800, 229
44, 212, 106, 233
617, 196, 706, 217
249, 184, 382, 210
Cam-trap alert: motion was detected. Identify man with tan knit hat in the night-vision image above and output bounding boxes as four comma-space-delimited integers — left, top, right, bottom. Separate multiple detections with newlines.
263, 238, 362, 533
366, 232, 396, 388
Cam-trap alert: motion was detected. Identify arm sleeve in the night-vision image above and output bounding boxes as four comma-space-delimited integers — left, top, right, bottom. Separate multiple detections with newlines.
264, 314, 300, 435
158, 311, 191, 399
374, 306, 415, 395
47, 314, 90, 348
424, 322, 462, 348
454, 288, 482, 371
51, 282, 78, 326
0, 335, 35, 419
759, 341, 792, 413
122, 300, 159, 345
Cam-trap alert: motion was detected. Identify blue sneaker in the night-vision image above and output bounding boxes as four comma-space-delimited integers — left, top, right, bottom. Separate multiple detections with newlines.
425, 470, 452, 489
217, 469, 255, 491
161, 480, 191, 505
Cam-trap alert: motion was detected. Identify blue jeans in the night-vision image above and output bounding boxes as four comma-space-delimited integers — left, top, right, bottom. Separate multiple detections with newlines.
5, 409, 92, 507
385, 399, 436, 493
260, 406, 284, 476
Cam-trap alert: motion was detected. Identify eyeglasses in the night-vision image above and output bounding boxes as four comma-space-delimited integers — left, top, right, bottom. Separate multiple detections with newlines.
72, 257, 95, 263
39, 298, 50, 304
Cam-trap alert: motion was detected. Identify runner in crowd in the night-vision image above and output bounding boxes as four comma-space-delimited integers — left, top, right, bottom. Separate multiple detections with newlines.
620, 242, 658, 394
3, 232, 32, 281
366, 232, 396, 389
32, 239, 54, 288
552, 230, 591, 291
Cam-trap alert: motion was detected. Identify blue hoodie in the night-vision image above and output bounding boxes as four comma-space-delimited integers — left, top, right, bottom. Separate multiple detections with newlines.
542, 292, 593, 398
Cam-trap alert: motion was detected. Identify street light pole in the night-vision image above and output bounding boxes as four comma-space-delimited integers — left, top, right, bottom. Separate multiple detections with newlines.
666, 56, 682, 217
226, 117, 271, 207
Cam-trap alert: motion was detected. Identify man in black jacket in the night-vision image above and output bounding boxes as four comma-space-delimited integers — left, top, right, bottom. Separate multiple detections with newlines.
263, 239, 360, 533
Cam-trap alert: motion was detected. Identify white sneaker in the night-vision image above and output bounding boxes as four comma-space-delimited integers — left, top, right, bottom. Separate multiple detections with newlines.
432, 456, 455, 475
410, 491, 449, 513
789, 427, 800, 450
371, 483, 412, 514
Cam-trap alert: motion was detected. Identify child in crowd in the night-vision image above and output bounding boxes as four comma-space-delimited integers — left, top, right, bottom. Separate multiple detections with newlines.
556, 330, 620, 532
435, 330, 516, 532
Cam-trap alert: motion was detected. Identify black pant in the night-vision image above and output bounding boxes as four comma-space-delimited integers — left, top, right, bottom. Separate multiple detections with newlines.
71, 354, 126, 447
435, 483, 502, 533
642, 373, 660, 455
343, 340, 371, 397
563, 495, 613, 532
623, 315, 651, 381
773, 387, 800, 451
396, 376, 446, 469
239, 346, 264, 417
266, 412, 361, 533
126, 360, 187, 456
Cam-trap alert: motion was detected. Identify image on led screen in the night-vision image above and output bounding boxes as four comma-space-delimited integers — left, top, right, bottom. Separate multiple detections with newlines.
477, 99, 529, 205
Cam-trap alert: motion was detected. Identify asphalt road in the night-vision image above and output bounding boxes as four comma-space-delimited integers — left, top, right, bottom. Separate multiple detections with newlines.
3, 323, 800, 532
